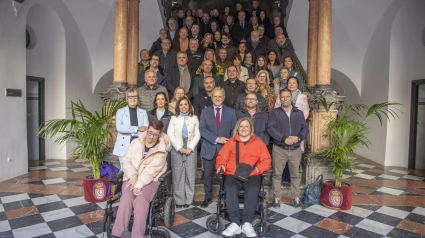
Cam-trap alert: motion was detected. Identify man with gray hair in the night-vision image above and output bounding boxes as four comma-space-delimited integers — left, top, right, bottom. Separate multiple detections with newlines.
246, 30, 266, 61
165, 51, 195, 99
167, 18, 178, 41
269, 33, 295, 63
199, 87, 237, 208
138, 69, 168, 111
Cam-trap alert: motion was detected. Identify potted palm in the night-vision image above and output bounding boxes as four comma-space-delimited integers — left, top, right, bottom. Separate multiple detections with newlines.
307, 99, 401, 210
38, 99, 126, 202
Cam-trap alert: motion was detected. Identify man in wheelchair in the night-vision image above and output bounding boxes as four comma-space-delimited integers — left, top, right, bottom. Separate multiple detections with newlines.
108, 120, 173, 238
214, 118, 271, 237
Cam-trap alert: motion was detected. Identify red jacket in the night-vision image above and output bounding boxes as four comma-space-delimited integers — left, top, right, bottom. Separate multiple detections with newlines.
215, 135, 271, 176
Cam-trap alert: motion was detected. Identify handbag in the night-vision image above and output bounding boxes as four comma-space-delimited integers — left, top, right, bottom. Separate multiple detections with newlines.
233, 141, 256, 182
303, 174, 323, 205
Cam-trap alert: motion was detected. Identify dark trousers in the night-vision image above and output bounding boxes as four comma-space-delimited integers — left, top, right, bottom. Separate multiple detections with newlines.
203, 157, 216, 199
224, 175, 261, 225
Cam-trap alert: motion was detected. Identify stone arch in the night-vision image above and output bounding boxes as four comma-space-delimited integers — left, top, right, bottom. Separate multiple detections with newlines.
331, 68, 360, 104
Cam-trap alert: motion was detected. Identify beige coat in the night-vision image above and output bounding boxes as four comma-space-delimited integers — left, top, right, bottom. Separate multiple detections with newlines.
122, 131, 172, 190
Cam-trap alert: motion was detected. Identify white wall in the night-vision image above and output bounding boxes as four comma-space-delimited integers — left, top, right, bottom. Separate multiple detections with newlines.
0, 0, 28, 181
26, 4, 67, 160
385, 0, 425, 167
287, 0, 425, 167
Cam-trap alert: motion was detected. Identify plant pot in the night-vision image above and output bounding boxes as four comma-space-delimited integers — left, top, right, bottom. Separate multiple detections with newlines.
320, 180, 352, 210
83, 175, 110, 202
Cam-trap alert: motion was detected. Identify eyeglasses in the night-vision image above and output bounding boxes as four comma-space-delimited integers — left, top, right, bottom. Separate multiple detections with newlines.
127, 96, 138, 100
147, 130, 160, 138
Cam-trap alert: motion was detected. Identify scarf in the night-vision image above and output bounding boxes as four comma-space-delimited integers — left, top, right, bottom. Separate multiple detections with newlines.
251, 39, 260, 49
180, 112, 189, 139
179, 66, 191, 94
292, 89, 300, 104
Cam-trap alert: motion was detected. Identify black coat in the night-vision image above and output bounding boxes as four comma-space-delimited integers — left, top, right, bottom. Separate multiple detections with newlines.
186, 50, 203, 75
153, 50, 177, 73
246, 39, 267, 62
219, 79, 246, 108
147, 109, 173, 133
236, 108, 269, 145
192, 73, 221, 98
165, 65, 196, 100
193, 88, 213, 117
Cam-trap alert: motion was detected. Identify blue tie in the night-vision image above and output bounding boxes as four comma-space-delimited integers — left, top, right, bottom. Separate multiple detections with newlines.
240, 22, 244, 29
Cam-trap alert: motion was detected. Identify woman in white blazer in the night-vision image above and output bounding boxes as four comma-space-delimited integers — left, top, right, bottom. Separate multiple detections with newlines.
167, 96, 201, 207
113, 89, 149, 170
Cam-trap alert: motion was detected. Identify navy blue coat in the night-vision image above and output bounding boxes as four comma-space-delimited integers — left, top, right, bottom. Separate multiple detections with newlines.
199, 105, 237, 160
267, 106, 309, 150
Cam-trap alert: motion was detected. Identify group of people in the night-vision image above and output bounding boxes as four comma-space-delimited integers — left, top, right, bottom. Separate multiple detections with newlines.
110, 1, 310, 238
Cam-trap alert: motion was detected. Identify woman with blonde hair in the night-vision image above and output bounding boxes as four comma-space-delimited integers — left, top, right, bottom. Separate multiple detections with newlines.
250, 16, 260, 31
255, 70, 277, 112
168, 87, 186, 115
200, 33, 213, 54
215, 117, 271, 237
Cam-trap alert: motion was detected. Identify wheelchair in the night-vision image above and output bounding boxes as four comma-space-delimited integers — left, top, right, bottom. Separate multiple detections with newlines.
206, 169, 269, 238
103, 170, 175, 238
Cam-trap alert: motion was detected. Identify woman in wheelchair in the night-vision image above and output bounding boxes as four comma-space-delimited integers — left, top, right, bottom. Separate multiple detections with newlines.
110, 120, 171, 238
215, 118, 271, 237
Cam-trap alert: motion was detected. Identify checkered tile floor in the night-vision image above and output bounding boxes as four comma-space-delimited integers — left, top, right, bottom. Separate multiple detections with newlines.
0, 159, 424, 237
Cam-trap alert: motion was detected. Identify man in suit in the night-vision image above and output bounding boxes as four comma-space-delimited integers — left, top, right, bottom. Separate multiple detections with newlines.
231, 11, 252, 45
167, 18, 178, 42
189, 23, 202, 42
165, 51, 195, 100
199, 87, 237, 207
192, 60, 221, 97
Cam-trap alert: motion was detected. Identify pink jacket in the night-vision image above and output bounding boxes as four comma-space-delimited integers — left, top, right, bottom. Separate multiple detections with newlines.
122, 131, 172, 191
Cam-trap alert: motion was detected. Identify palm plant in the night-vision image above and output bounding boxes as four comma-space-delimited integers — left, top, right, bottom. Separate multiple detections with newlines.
307, 101, 401, 187
38, 100, 126, 179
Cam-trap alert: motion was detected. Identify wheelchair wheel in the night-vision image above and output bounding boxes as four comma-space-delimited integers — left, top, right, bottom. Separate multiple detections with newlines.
105, 220, 113, 237
252, 218, 267, 237
206, 215, 225, 235
163, 197, 175, 227
151, 226, 170, 238
261, 198, 268, 219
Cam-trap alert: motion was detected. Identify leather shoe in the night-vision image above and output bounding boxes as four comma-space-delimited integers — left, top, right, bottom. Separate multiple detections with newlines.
176, 205, 183, 208
183, 204, 190, 208
200, 198, 212, 208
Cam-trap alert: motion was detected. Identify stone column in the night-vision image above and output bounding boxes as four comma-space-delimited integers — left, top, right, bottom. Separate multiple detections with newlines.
316, 0, 332, 86
113, 0, 128, 85
99, 0, 129, 101
126, 0, 139, 88
307, 0, 319, 88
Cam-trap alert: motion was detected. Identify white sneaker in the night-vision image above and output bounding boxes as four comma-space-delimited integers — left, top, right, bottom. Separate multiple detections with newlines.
222, 222, 241, 237
241, 222, 257, 238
